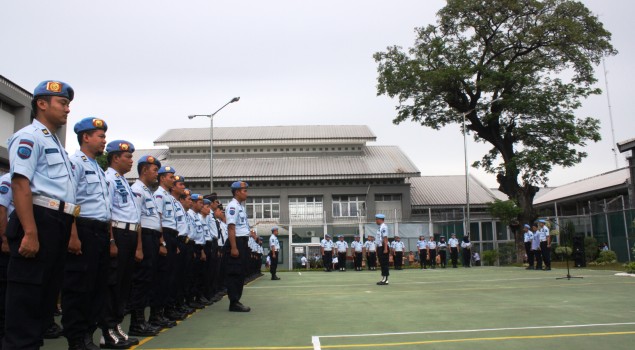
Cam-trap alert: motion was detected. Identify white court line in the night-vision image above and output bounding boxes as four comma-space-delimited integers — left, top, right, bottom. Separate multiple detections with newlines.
312, 336, 321, 350
315, 322, 635, 339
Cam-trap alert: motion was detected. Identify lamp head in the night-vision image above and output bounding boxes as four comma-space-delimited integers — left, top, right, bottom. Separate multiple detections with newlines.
230, 97, 240, 103
188, 115, 195, 119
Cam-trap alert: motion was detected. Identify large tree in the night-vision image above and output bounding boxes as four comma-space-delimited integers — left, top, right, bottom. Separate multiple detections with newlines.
375, 0, 616, 231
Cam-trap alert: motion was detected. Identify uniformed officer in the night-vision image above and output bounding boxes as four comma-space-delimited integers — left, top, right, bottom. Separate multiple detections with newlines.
224, 181, 252, 312
269, 227, 281, 280
350, 235, 363, 271
531, 223, 542, 270
128, 156, 166, 337
4, 80, 79, 350
375, 214, 390, 285
0, 172, 15, 347
157, 172, 185, 321
523, 224, 535, 270
537, 220, 552, 271
460, 234, 472, 267
320, 234, 334, 272
199, 198, 216, 304
187, 194, 207, 307
335, 235, 349, 271
61, 117, 111, 350
364, 235, 377, 270
212, 204, 228, 301
427, 235, 437, 269
448, 233, 460, 268
416, 235, 428, 269
391, 236, 405, 270
101, 140, 141, 349
175, 189, 198, 312
437, 236, 448, 268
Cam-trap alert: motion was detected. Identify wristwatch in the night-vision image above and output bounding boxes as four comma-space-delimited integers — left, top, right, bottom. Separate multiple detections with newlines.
161, 241, 167, 247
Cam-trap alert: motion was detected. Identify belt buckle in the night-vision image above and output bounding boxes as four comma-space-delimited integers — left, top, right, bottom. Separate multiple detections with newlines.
185, 237, 190, 244
72, 205, 81, 218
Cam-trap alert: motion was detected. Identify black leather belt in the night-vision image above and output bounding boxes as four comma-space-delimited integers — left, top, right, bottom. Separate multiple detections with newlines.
76, 217, 110, 232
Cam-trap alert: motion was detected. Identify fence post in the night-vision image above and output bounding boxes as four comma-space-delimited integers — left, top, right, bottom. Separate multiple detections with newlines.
621, 196, 632, 261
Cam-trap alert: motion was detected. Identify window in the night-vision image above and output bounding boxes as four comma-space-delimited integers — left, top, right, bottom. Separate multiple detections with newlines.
245, 197, 280, 219
332, 195, 365, 217
289, 196, 324, 221
375, 194, 402, 201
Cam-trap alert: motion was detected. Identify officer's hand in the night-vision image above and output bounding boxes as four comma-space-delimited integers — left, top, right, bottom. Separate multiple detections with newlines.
19, 233, 39, 258
68, 234, 82, 255
159, 245, 167, 256
109, 242, 118, 257
176, 247, 181, 254
201, 251, 207, 261
135, 247, 143, 262
1, 236, 9, 254
231, 247, 239, 258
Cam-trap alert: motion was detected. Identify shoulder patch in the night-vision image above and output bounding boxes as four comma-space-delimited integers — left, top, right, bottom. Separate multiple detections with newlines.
229, 207, 236, 215
17, 146, 32, 159
19, 139, 34, 147
0, 185, 9, 194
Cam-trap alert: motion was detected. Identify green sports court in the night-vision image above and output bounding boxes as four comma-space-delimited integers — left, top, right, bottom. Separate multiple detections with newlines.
44, 266, 635, 349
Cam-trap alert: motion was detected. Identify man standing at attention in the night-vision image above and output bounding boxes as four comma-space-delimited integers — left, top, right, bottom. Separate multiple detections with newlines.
335, 235, 348, 271
448, 233, 460, 268
375, 214, 390, 285
224, 181, 252, 312
269, 227, 281, 280
537, 220, 551, 271
350, 235, 363, 271
320, 234, 334, 272
391, 235, 405, 270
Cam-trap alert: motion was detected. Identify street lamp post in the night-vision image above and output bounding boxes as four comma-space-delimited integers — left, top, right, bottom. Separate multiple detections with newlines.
188, 96, 240, 193
462, 98, 502, 237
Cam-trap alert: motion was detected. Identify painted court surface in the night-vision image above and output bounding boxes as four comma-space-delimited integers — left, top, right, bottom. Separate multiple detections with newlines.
44, 267, 635, 349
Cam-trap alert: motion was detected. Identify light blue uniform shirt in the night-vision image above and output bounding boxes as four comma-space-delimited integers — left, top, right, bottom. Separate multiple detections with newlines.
392, 240, 405, 252
269, 234, 280, 252
153, 187, 177, 230
225, 198, 250, 237
375, 223, 389, 247
320, 238, 334, 251
351, 240, 363, 252
105, 167, 139, 224
187, 209, 206, 244
131, 180, 161, 231
70, 151, 111, 222
416, 240, 428, 250
523, 231, 534, 243
538, 226, 550, 242
531, 230, 541, 250
9, 119, 76, 204
364, 240, 376, 252
198, 213, 213, 242
335, 240, 348, 253
217, 219, 227, 246
174, 200, 188, 237
0, 173, 15, 216
204, 214, 218, 241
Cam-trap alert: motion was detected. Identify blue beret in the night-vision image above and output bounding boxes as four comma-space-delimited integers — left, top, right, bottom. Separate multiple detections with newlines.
203, 199, 211, 205
538, 219, 546, 223
106, 140, 134, 154
74, 117, 107, 134
271, 226, 278, 232
33, 80, 74, 101
375, 214, 385, 219
325, 234, 331, 238
338, 235, 343, 238
230, 181, 249, 189
158, 166, 175, 174
191, 194, 202, 201
138, 155, 161, 168
524, 224, 530, 229
174, 175, 185, 183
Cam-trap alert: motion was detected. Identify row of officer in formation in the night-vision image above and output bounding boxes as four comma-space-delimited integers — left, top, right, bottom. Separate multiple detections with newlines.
319, 230, 477, 273
522, 220, 552, 271
0, 80, 266, 350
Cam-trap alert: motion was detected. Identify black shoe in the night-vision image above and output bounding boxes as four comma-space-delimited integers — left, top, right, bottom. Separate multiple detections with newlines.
229, 301, 251, 312
44, 322, 63, 339
149, 308, 177, 329
211, 294, 224, 302
99, 329, 131, 349
165, 307, 187, 321
68, 338, 86, 350
526, 267, 534, 270
271, 276, 281, 280
54, 307, 63, 316
188, 301, 205, 309
545, 267, 551, 271
115, 325, 139, 346
199, 296, 214, 306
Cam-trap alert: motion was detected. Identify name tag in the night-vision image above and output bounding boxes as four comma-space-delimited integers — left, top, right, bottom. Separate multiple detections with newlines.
45, 148, 60, 154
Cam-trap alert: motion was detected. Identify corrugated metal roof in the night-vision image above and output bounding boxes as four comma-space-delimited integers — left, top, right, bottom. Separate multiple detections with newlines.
127, 145, 419, 181
154, 125, 377, 144
132, 148, 170, 161
533, 167, 629, 205
489, 188, 509, 201
410, 175, 500, 206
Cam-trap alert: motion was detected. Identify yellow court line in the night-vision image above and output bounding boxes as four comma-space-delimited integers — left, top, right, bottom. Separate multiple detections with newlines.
138, 330, 635, 350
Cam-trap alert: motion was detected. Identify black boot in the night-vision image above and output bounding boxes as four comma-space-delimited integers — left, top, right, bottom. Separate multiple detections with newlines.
229, 301, 251, 312
68, 338, 86, 350
149, 307, 177, 329
84, 332, 100, 350
44, 322, 64, 339
99, 328, 131, 349
165, 306, 187, 321
128, 309, 160, 337
115, 324, 139, 346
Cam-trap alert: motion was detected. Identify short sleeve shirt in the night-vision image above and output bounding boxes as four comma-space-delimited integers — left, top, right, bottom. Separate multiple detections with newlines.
0, 173, 14, 216
70, 151, 111, 222
376, 223, 389, 247
225, 198, 250, 237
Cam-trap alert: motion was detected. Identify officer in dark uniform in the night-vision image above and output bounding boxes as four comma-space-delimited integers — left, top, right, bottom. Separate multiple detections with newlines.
101, 140, 141, 349
320, 234, 334, 272
4, 80, 78, 350
128, 156, 166, 337
62, 117, 111, 350
224, 181, 252, 312
269, 227, 281, 280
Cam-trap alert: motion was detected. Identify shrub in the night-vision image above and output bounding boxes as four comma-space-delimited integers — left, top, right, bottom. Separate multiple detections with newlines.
625, 262, 635, 274
596, 250, 617, 264
482, 250, 499, 266
555, 246, 572, 261
498, 242, 516, 265
584, 236, 598, 262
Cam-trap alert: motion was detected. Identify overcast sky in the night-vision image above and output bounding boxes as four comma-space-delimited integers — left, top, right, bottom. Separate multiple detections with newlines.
2, 0, 633, 190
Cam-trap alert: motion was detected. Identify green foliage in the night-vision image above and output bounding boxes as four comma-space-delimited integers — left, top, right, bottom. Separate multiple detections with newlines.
374, 0, 616, 224
487, 200, 522, 226
624, 262, 635, 274
596, 250, 617, 264
482, 250, 499, 266
555, 246, 572, 261
584, 236, 598, 262
498, 242, 516, 265
96, 152, 108, 171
